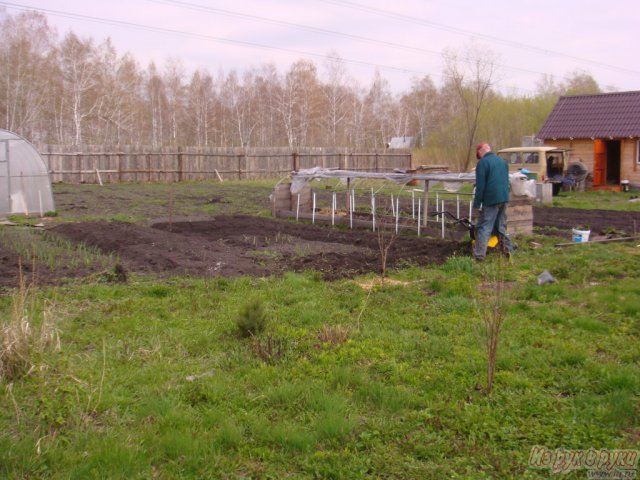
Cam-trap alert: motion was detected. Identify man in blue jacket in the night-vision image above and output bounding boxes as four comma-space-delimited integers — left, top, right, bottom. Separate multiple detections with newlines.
473, 143, 514, 261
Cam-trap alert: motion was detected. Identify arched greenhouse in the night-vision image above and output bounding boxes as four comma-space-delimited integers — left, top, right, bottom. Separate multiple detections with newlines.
0, 129, 55, 216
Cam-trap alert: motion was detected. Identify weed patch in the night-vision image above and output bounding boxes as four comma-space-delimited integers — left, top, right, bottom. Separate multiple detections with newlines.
0, 272, 60, 382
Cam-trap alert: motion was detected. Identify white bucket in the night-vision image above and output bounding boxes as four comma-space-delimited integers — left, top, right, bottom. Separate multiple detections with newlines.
572, 228, 591, 243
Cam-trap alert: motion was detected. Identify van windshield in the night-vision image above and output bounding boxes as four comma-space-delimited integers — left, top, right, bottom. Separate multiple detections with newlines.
503, 152, 539, 165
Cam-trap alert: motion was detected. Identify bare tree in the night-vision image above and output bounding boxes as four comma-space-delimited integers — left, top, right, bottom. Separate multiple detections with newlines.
186, 69, 215, 146
0, 11, 54, 140
276, 59, 321, 148
221, 70, 259, 147
401, 76, 437, 148
363, 70, 394, 148
251, 64, 281, 147
57, 32, 104, 145
375, 197, 401, 278
321, 51, 351, 146
443, 46, 497, 171
145, 62, 167, 148
163, 58, 185, 147
476, 261, 508, 395
98, 42, 142, 145
345, 86, 366, 149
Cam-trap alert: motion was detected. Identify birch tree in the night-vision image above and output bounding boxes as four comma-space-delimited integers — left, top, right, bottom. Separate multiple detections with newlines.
251, 64, 281, 147
0, 11, 55, 140
98, 41, 142, 145
276, 59, 321, 148
221, 70, 259, 147
321, 52, 351, 146
186, 69, 215, 146
145, 63, 166, 147
363, 70, 393, 148
163, 59, 185, 146
401, 76, 437, 148
57, 32, 104, 145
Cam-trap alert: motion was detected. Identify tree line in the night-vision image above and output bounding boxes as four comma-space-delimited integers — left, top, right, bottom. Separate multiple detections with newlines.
0, 10, 604, 170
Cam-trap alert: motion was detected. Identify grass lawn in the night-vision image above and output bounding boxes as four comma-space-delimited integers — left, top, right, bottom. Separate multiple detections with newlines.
550, 189, 640, 211
1, 181, 639, 479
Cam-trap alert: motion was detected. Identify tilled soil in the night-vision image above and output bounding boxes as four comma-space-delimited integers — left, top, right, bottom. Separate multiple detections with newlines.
3, 199, 639, 288
42, 215, 464, 283
533, 206, 640, 236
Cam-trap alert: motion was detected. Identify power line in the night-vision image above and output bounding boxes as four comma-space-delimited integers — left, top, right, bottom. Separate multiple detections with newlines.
0, 0, 538, 95
317, 0, 640, 77
0, 1, 435, 77
145, 0, 559, 82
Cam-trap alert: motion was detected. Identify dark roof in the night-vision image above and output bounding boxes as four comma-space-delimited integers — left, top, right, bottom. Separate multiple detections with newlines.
537, 90, 640, 139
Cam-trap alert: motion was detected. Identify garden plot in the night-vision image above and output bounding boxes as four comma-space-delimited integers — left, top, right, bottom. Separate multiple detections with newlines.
45, 215, 462, 282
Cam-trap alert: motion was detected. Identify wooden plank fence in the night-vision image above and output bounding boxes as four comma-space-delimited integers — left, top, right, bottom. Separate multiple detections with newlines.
37, 145, 412, 184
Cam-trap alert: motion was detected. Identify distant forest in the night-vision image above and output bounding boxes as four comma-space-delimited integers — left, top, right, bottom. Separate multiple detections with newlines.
0, 10, 606, 169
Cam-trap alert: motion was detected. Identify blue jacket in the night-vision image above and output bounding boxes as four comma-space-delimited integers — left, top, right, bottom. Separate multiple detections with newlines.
473, 152, 509, 208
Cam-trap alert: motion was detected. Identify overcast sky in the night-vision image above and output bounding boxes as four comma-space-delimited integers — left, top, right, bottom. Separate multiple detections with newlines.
3, 0, 640, 95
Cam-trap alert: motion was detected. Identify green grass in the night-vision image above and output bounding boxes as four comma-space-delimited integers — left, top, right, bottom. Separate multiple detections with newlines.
549, 189, 640, 211
50, 179, 279, 223
0, 226, 117, 272
1, 183, 639, 478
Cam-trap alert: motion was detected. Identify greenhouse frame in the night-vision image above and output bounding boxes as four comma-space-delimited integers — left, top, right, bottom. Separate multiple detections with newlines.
0, 129, 55, 216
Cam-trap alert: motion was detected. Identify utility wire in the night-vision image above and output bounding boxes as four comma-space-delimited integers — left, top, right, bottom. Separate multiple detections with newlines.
0, 0, 538, 95
0, 1, 434, 77
318, 0, 640, 77
146, 0, 555, 81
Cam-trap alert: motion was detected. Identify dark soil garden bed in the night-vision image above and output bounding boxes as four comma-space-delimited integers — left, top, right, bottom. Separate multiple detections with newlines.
39, 215, 463, 284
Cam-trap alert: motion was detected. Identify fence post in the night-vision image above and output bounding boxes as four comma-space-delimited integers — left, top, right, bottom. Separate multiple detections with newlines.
375, 153, 379, 172
292, 152, 299, 172
177, 147, 183, 182
117, 153, 123, 183
422, 179, 429, 227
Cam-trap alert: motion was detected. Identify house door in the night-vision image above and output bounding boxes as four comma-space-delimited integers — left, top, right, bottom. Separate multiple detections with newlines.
605, 140, 621, 184
593, 139, 606, 186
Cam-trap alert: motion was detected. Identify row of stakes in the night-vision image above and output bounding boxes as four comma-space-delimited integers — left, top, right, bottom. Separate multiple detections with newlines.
295, 188, 475, 238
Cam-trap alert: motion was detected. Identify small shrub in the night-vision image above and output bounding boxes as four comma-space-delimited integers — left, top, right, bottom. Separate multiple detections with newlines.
236, 299, 267, 337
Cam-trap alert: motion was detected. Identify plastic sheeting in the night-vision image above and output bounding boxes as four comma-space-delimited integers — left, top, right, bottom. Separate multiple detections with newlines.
290, 167, 476, 194
509, 172, 537, 198
0, 129, 55, 215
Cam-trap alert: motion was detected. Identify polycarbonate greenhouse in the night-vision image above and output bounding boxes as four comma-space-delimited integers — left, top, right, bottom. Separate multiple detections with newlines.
0, 129, 55, 216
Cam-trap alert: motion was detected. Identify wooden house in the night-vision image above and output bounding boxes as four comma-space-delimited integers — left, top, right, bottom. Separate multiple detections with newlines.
537, 91, 640, 189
